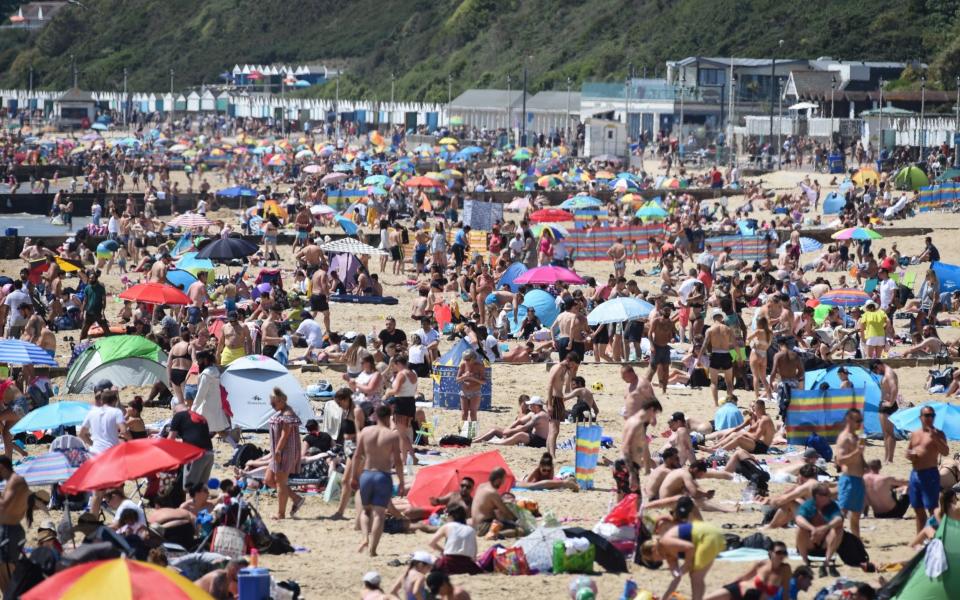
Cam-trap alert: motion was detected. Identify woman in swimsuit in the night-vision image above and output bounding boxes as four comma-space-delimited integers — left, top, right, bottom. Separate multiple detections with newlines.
331, 388, 369, 520
746, 317, 774, 402
125, 396, 147, 439
704, 540, 792, 600
640, 520, 726, 600
167, 330, 192, 406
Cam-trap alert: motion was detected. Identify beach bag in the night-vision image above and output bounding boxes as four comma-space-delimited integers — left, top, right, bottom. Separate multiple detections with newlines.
741, 532, 773, 551
837, 531, 869, 566
228, 443, 264, 469
734, 459, 770, 498
604, 493, 639, 527
552, 539, 595, 574
209, 525, 249, 559
805, 432, 834, 462
477, 543, 505, 572
493, 546, 531, 576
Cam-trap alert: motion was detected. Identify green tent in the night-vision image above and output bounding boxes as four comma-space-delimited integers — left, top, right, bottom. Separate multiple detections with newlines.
879, 517, 960, 600
894, 165, 930, 191
66, 335, 168, 393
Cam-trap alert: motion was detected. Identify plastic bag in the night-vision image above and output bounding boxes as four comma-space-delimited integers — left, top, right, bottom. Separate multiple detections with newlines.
494, 546, 531, 576
603, 493, 639, 526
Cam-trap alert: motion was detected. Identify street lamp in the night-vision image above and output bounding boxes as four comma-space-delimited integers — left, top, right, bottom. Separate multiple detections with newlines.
565, 76, 572, 147
521, 58, 529, 147
878, 77, 884, 153
729, 75, 737, 165
830, 74, 836, 147
169, 68, 174, 95
390, 72, 395, 128
335, 74, 340, 138
122, 67, 128, 128
955, 76, 959, 167
920, 75, 926, 152
769, 39, 784, 146
447, 74, 452, 127
776, 77, 784, 167
678, 73, 686, 157
506, 75, 512, 140
625, 62, 632, 142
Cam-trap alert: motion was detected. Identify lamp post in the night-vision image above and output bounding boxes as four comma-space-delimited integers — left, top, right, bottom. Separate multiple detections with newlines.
122, 67, 128, 129
169, 68, 174, 95
955, 76, 959, 167
625, 62, 632, 142
335, 74, 340, 139
920, 75, 926, 153
447, 74, 452, 127
521, 60, 528, 147
729, 75, 737, 165
878, 77, 884, 153
565, 76, 572, 146
506, 75, 512, 142
70, 54, 77, 88
830, 74, 836, 148
776, 77, 783, 168
769, 39, 783, 147
390, 72, 395, 128
678, 73, 685, 157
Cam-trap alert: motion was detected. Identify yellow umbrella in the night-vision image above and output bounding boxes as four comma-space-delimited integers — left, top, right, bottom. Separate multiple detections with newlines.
852, 167, 880, 187
22, 558, 213, 600
438, 137, 458, 145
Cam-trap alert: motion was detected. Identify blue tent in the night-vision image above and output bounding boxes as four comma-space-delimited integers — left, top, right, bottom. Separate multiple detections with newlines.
507, 289, 559, 336
432, 339, 492, 410
805, 365, 882, 435
166, 269, 198, 292
932, 261, 960, 294
736, 219, 758, 235
496, 263, 528, 293
822, 191, 846, 214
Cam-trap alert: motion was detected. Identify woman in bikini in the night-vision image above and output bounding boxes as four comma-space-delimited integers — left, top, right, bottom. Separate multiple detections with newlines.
125, 396, 147, 439
704, 540, 792, 600
746, 317, 773, 402
167, 329, 192, 406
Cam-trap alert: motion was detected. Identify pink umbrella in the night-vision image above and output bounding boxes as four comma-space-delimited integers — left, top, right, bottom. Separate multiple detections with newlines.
321, 172, 349, 184
513, 265, 586, 285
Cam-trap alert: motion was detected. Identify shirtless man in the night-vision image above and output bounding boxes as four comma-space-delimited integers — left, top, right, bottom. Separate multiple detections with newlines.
647, 304, 676, 395
18, 304, 43, 345
906, 405, 949, 533
700, 309, 734, 406
148, 253, 171, 283
608, 237, 627, 278
195, 558, 247, 599
658, 460, 715, 507
644, 447, 681, 500
186, 271, 208, 329
864, 460, 910, 520
621, 398, 663, 494
666, 411, 697, 465
260, 306, 284, 359
487, 397, 550, 448
0, 455, 28, 590
771, 339, 805, 412
39, 322, 57, 357
710, 399, 775, 454
552, 299, 589, 362
621, 365, 658, 419
834, 408, 867, 538
456, 350, 486, 425
351, 405, 405, 556
759, 464, 821, 528
471, 468, 517, 538
309, 266, 332, 334
216, 311, 251, 367
294, 241, 324, 273
545, 352, 580, 457
871, 359, 899, 464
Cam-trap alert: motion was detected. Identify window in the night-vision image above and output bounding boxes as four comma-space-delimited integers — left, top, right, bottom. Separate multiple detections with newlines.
61, 107, 88, 120
699, 68, 725, 86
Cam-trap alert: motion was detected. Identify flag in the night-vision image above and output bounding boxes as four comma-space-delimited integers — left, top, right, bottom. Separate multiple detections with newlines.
575, 423, 602, 490
785, 387, 864, 445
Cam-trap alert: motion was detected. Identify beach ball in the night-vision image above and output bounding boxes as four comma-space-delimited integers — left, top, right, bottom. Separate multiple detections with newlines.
591, 381, 605, 392
568, 576, 597, 599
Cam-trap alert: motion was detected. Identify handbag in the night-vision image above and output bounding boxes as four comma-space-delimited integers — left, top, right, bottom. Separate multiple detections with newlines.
493, 546, 531, 576
209, 525, 248, 559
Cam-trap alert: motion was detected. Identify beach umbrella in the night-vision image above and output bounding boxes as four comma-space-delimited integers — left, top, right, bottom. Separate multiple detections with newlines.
367, 186, 389, 196
831, 227, 882, 241
303, 164, 323, 174
530, 223, 568, 239
165, 268, 198, 292
216, 186, 257, 198
195, 237, 259, 261
11, 402, 91, 434
818, 289, 871, 307
11, 449, 88, 487
514, 265, 586, 285
460, 146, 484, 155
364, 174, 391, 186
890, 402, 960, 440
894, 165, 929, 190
0, 339, 57, 367
560, 196, 602, 210
22, 558, 214, 600
168, 213, 214, 229
408, 451, 514, 508
334, 214, 359, 235
404, 175, 444, 188
587, 297, 654, 326
89, 123, 108, 131
309, 204, 336, 216
512, 148, 532, 161
55, 256, 84, 273
529, 208, 574, 222
438, 137, 458, 145
537, 175, 563, 188
852, 167, 880, 187
619, 193, 643, 205
635, 202, 669, 219
119, 282, 191, 306
61, 438, 205, 493
822, 191, 846, 214
613, 178, 640, 192
176, 252, 216, 277
321, 172, 349, 184
777, 237, 824, 254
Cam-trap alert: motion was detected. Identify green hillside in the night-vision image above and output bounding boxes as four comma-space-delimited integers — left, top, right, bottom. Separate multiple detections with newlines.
2, 0, 960, 100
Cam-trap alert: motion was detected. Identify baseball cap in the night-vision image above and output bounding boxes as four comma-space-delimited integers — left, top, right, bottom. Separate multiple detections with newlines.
93, 379, 114, 393
710, 308, 724, 320
411, 551, 435, 565
363, 572, 381, 586
864, 299, 877, 309
526, 396, 544, 407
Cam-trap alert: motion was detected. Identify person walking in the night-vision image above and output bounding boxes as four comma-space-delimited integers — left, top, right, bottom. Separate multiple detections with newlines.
266, 387, 304, 520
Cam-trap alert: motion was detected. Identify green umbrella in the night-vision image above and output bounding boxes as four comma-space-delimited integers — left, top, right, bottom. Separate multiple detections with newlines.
894, 165, 929, 190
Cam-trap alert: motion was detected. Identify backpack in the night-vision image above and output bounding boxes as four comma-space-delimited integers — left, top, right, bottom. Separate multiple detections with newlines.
734, 458, 771, 497
227, 443, 265, 469
805, 432, 834, 462
741, 532, 774, 550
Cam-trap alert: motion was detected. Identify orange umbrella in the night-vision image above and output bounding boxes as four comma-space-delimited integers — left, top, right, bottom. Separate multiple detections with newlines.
404, 176, 443, 188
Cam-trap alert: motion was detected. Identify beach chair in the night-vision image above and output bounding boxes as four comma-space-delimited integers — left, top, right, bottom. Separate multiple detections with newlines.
863, 278, 878, 294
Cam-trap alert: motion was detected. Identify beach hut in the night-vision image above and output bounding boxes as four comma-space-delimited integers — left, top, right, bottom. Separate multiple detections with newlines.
432, 339, 492, 410
66, 336, 168, 393
804, 365, 881, 436
220, 355, 315, 430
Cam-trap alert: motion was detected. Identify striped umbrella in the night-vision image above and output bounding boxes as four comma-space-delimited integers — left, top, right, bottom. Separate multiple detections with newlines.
818, 289, 871, 307
23, 558, 213, 600
15, 449, 88, 486
0, 339, 57, 367
169, 213, 214, 229
831, 227, 882, 241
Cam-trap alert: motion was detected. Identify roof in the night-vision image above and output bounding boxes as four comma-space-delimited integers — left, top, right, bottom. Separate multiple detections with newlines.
669, 56, 807, 69
789, 70, 842, 97
58, 88, 95, 103
450, 89, 530, 110
527, 91, 580, 112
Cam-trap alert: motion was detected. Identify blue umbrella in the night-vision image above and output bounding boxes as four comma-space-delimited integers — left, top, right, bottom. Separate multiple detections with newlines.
778, 237, 824, 254
364, 174, 391, 186
460, 146, 484, 155
166, 268, 198, 292
10, 450, 88, 486
335, 214, 359, 235
11, 402, 91, 434
90, 122, 108, 131
560, 196, 603, 210
635, 203, 669, 219
587, 297, 654, 326
216, 186, 258, 198
890, 402, 960, 440
0, 339, 57, 367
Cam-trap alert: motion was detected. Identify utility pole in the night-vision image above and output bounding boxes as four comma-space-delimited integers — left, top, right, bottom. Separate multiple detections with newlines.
506, 75, 512, 143
776, 77, 783, 167
447, 74, 452, 127
769, 40, 783, 148
625, 62, 632, 142
390, 72, 395, 128
280, 78, 286, 138
335, 75, 340, 138
521, 60, 528, 147
122, 67, 128, 128
878, 77, 884, 155
565, 76, 572, 147
920, 75, 926, 153
830, 74, 836, 148
729, 62, 736, 165
955, 76, 959, 167
169, 68, 174, 95
678, 73, 685, 157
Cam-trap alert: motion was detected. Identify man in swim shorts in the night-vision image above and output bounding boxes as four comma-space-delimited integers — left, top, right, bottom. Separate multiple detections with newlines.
906, 405, 949, 533
835, 408, 866, 538
352, 405, 405, 557
702, 309, 734, 406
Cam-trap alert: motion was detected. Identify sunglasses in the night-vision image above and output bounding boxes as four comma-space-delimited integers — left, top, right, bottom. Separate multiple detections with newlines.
922, 413, 936, 418
773, 550, 788, 556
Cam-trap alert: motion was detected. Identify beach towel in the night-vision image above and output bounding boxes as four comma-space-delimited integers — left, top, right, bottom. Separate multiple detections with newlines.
574, 423, 602, 490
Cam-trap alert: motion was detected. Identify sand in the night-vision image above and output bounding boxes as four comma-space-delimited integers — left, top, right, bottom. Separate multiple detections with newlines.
5, 160, 959, 599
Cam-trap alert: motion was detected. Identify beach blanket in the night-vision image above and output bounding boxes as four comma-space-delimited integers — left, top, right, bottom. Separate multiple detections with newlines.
328, 294, 399, 305
785, 387, 864, 445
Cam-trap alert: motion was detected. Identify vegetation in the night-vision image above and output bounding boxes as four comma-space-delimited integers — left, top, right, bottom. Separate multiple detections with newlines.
3, 0, 960, 99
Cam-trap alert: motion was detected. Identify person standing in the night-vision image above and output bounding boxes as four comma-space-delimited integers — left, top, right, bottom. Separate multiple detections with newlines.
647, 304, 676, 395
455, 350, 486, 428
78, 271, 110, 341
871, 359, 899, 464
167, 403, 215, 494
545, 352, 580, 457
266, 387, 304, 520
700, 309, 734, 406
858, 300, 887, 359
192, 351, 230, 436
352, 404, 405, 556
834, 408, 866, 538
906, 405, 949, 533
79, 389, 128, 517
0, 456, 28, 591
384, 355, 418, 466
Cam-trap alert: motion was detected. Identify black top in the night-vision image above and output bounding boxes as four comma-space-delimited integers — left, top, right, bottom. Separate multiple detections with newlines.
378, 328, 407, 348
928, 243, 940, 263
304, 432, 333, 453
170, 410, 213, 451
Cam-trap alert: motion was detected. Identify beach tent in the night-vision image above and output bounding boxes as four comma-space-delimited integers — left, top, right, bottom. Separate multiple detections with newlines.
328, 252, 361, 289
432, 339, 492, 410
932, 261, 960, 294
66, 336, 168, 393
507, 289, 559, 336
220, 355, 315, 430
822, 191, 846, 214
407, 450, 514, 508
894, 165, 930, 191
805, 365, 881, 435
496, 262, 528, 292
878, 517, 960, 600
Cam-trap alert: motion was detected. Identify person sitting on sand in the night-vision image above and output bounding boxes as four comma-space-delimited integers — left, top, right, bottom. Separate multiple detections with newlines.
642, 447, 682, 501
426, 571, 472, 600
470, 468, 518, 539
565, 376, 599, 421
390, 551, 435, 600
704, 540, 792, 600
658, 460, 717, 510
758, 464, 823, 528
707, 399, 775, 454
474, 396, 548, 448
429, 504, 482, 575
900, 325, 945, 357
514, 453, 579, 492
501, 340, 553, 363
864, 459, 910, 519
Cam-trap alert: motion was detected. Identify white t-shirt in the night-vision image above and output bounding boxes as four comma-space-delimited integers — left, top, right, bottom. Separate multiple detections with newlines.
107, 216, 119, 234
413, 328, 439, 346
295, 319, 324, 348
878, 278, 897, 310
81, 405, 125, 454
677, 278, 699, 304
3, 290, 30, 327
408, 344, 428, 365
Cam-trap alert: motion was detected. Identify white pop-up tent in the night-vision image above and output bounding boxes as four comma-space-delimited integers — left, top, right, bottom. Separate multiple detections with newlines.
220, 355, 315, 430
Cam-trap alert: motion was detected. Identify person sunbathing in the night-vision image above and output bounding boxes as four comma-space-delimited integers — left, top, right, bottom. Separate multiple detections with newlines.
513, 453, 579, 491
706, 399, 775, 454
704, 541, 792, 600
485, 398, 549, 448
899, 325, 945, 357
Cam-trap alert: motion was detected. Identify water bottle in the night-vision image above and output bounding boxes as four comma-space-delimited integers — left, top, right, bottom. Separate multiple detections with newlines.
741, 483, 756, 503
404, 453, 414, 477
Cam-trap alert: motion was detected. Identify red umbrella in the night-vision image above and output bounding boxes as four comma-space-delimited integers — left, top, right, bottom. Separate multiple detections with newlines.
119, 282, 191, 306
529, 208, 574, 222
408, 450, 514, 508
404, 176, 444, 188
60, 438, 205, 493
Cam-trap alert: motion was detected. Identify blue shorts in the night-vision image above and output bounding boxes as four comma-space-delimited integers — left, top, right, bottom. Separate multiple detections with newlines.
838, 474, 865, 512
359, 470, 393, 508
187, 306, 202, 325
909, 467, 941, 510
